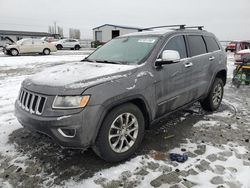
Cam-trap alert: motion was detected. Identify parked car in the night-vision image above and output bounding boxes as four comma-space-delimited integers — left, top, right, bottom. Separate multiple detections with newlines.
3, 38, 57, 56
225, 40, 250, 52
52, 39, 81, 50
15, 26, 227, 162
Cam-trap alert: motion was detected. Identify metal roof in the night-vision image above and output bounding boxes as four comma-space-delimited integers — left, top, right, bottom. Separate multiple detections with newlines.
0, 30, 51, 37
93, 24, 143, 30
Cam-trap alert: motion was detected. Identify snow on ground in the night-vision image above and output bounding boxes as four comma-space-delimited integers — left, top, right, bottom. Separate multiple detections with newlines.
0, 52, 249, 188
0, 54, 84, 70
0, 53, 88, 187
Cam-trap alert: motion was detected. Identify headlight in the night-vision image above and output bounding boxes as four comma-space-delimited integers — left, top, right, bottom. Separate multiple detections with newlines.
52, 95, 90, 109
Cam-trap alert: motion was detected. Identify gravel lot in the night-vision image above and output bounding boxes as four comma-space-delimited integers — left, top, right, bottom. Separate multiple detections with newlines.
0, 52, 249, 188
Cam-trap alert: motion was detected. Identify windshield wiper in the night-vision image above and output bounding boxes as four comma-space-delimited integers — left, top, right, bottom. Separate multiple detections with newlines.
81, 58, 94, 62
82, 58, 125, 65
96, 60, 124, 65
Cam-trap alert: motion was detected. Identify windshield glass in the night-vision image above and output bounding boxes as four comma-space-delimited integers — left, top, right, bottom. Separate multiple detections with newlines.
87, 36, 159, 65
16, 39, 25, 45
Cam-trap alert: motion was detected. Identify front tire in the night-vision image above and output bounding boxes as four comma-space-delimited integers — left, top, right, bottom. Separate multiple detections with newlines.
93, 103, 145, 162
201, 78, 224, 111
10, 48, 19, 56
74, 45, 80, 50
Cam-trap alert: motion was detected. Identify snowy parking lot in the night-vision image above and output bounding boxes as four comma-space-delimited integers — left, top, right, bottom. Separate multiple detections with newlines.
0, 52, 249, 188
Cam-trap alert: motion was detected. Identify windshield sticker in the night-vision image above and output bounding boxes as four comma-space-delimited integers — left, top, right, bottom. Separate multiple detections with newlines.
138, 38, 156, 43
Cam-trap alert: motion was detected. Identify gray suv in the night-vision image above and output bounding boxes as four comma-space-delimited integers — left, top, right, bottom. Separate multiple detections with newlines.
15, 26, 227, 162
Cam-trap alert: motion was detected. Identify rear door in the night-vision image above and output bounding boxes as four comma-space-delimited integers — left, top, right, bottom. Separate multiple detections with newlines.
155, 35, 192, 117
203, 35, 223, 90
32, 39, 45, 52
185, 35, 210, 101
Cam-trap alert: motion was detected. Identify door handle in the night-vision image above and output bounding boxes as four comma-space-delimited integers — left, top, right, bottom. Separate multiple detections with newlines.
184, 62, 193, 68
209, 56, 215, 61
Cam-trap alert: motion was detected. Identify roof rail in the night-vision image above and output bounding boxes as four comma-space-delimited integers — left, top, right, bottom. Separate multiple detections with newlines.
139, 24, 186, 32
185, 26, 204, 30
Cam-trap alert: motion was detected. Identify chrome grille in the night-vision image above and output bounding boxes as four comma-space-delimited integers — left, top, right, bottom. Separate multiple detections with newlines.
18, 89, 46, 115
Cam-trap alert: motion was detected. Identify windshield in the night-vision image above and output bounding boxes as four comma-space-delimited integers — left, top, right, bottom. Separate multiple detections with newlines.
87, 36, 159, 65
16, 39, 30, 45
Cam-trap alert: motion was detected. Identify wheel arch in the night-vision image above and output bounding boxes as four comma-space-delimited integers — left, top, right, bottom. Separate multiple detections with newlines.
215, 69, 227, 85
10, 48, 19, 53
204, 69, 227, 99
91, 95, 152, 145
43, 48, 50, 52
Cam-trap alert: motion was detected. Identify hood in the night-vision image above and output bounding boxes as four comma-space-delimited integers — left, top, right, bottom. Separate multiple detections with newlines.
23, 61, 138, 95
5, 44, 18, 49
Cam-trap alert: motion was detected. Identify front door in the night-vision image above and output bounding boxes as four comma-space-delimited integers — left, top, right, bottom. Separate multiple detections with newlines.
19, 39, 33, 53
155, 35, 191, 117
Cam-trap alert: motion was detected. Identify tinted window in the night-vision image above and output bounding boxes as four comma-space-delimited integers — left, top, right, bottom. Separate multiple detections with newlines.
164, 35, 187, 59
204, 36, 220, 52
187, 35, 207, 56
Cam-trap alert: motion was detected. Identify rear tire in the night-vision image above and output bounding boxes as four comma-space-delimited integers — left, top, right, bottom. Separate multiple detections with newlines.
201, 78, 224, 111
93, 103, 145, 162
10, 48, 19, 56
43, 48, 50, 55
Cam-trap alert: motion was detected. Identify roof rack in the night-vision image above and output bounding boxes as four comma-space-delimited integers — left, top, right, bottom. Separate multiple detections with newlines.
139, 24, 186, 31
184, 26, 204, 30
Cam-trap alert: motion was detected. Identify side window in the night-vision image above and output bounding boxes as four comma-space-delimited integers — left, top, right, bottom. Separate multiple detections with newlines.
33, 40, 43, 45
204, 36, 220, 52
163, 35, 187, 59
22, 40, 32, 45
187, 35, 207, 56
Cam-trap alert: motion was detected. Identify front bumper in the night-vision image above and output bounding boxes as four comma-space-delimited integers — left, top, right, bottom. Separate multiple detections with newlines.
14, 101, 103, 149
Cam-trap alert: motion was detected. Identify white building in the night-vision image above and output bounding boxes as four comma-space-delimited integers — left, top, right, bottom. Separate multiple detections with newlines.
92, 24, 143, 43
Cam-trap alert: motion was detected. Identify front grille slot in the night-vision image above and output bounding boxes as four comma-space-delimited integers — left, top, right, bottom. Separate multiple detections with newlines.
18, 89, 46, 115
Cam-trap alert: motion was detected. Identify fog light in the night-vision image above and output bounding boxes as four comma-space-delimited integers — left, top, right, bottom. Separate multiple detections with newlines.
58, 128, 76, 138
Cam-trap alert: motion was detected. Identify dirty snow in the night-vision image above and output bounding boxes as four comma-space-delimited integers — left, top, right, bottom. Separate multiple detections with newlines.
0, 52, 249, 188
0, 55, 84, 70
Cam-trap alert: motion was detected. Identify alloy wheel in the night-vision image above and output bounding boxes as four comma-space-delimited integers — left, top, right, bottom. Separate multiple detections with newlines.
108, 113, 139, 153
212, 83, 222, 106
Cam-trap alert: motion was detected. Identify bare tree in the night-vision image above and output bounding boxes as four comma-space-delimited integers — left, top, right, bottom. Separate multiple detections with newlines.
69, 28, 81, 39
57, 26, 64, 37
48, 26, 53, 34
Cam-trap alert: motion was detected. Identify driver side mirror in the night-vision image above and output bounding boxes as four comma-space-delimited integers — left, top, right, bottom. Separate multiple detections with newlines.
155, 50, 181, 67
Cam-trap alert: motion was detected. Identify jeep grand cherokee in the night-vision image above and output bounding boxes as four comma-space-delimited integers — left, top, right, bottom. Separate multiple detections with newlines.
15, 26, 227, 162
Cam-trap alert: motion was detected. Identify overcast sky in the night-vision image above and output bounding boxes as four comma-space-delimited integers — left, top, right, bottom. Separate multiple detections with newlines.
0, 0, 249, 40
